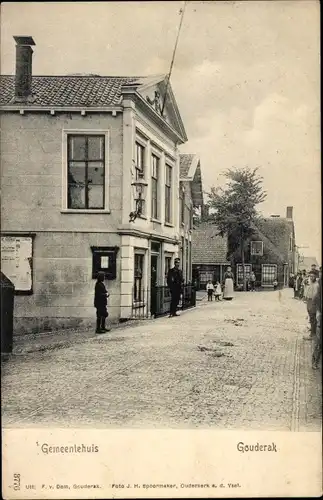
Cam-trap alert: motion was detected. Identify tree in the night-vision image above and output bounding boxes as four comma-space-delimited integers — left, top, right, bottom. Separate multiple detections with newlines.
207, 167, 267, 291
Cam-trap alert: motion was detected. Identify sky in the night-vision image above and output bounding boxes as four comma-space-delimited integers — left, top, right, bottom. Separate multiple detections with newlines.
1, 1, 321, 260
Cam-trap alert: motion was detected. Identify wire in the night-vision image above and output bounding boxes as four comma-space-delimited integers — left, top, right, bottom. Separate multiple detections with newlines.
161, 1, 187, 116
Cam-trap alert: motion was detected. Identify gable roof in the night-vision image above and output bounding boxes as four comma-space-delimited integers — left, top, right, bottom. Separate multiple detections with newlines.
0, 75, 138, 106
192, 223, 230, 265
251, 217, 295, 263
179, 154, 204, 206
0, 75, 141, 107
137, 76, 188, 142
0, 73, 187, 143
180, 154, 195, 178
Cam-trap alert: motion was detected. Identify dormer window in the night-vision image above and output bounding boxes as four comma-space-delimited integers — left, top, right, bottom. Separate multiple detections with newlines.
250, 241, 263, 256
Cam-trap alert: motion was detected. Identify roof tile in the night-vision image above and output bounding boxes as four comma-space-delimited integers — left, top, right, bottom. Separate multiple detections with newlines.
192, 223, 229, 264
179, 154, 195, 178
0, 75, 143, 107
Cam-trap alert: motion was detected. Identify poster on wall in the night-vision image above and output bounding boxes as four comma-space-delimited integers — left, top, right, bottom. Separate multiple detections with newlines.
1, 236, 33, 293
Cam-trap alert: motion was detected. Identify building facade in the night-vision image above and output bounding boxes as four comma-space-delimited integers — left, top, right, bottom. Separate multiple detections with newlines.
0, 36, 194, 334
191, 223, 230, 290
178, 154, 203, 284
232, 207, 297, 288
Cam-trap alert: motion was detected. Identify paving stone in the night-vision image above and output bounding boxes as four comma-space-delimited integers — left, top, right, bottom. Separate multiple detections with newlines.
1, 289, 321, 429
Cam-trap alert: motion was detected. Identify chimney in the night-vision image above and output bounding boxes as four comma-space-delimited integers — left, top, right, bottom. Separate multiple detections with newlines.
14, 36, 35, 99
286, 206, 293, 220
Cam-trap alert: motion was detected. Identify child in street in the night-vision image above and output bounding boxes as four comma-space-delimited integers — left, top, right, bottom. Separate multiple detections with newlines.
94, 271, 110, 333
273, 279, 278, 290
206, 280, 214, 301
214, 281, 222, 301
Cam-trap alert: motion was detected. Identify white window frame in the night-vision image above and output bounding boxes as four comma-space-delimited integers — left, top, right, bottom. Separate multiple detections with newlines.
165, 163, 173, 225
62, 129, 110, 213
250, 240, 264, 256
133, 249, 146, 306
236, 264, 252, 285
134, 134, 149, 217
180, 184, 185, 226
261, 264, 277, 287
151, 147, 162, 222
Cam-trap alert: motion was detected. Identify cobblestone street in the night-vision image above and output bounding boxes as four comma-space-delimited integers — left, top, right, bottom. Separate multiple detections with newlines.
2, 289, 321, 430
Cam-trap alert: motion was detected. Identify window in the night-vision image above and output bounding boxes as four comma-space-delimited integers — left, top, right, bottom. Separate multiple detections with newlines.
68, 135, 105, 209
135, 142, 145, 179
180, 186, 185, 225
184, 204, 191, 228
289, 236, 293, 252
236, 264, 252, 285
186, 240, 190, 282
151, 155, 159, 219
181, 237, 185, 270
91, 246, 119, 279
165, 164, 172, 223
189, 206, 193, 230
200, 271, 213, 284
262, 264, 277, 286
134, 253, 144, 302
250, 241, 264, 256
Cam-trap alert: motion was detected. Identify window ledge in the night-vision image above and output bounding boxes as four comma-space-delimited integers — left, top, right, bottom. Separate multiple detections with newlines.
61, 209, 111, 214
151, 218, 162, 225
164, 222, 174, 228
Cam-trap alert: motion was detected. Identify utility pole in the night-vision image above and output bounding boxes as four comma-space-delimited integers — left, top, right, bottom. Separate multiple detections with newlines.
161, 1, 187, 116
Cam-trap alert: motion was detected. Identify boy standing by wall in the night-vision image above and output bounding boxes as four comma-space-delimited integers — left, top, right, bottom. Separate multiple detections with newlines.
206, 280, 214, 301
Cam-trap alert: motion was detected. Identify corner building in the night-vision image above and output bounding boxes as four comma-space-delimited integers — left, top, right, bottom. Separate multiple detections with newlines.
0, 36, 199, 334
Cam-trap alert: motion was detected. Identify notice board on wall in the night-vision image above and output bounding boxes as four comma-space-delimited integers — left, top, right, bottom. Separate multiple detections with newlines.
1, 236, 33, 293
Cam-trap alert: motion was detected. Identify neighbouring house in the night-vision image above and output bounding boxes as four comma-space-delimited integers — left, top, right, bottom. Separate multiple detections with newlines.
231, 206, 297, 288
178, 154, 204, 284
0, 35, 196, 334
192, 222, 230, 290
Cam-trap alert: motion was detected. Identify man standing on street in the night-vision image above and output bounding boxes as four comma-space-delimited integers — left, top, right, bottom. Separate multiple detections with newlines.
303, 270, 319, 341
312, 267, 321, 370
310, 263, 319, 279
94, 271, 110, 334
167, 257, 184, 317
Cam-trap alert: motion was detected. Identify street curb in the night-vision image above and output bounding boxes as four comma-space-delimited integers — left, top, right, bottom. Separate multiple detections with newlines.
4, 318, 153, 357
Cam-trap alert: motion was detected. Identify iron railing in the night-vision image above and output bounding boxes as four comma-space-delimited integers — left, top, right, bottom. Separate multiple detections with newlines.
130, 284, 196, 319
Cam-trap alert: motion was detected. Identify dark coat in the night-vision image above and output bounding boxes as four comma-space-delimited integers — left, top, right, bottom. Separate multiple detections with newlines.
94, 281, 108, 309
314, 279, 321, 313
167, 267, 184, 291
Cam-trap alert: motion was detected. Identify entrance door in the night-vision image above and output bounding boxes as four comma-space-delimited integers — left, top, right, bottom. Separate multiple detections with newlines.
150, 254, 158, 315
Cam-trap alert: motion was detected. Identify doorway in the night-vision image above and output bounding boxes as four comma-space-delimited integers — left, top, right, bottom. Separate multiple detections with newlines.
150, 254, 159, 315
